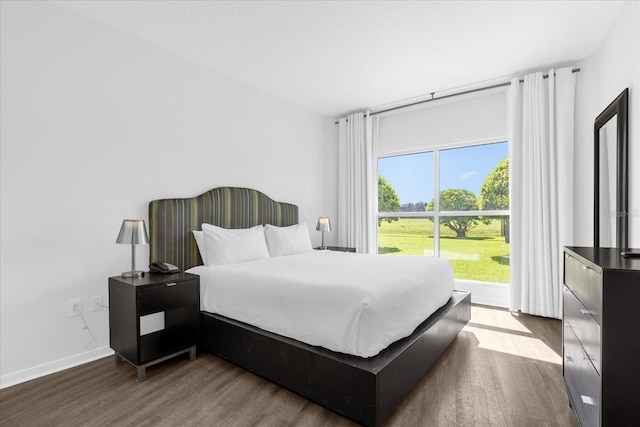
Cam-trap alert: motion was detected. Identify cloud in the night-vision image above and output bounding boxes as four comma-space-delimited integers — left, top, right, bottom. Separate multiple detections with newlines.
459, 170, 479, 181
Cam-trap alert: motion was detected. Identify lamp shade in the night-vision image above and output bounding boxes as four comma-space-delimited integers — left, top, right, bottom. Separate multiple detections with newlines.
316, 217, 332, 232
116, 220, 149, 245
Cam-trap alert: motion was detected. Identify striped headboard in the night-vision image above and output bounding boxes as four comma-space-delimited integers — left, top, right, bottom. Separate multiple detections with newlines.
149, 187, 299, 270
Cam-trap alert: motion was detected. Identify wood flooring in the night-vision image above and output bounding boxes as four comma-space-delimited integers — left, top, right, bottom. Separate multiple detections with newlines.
0, 305, 577, 426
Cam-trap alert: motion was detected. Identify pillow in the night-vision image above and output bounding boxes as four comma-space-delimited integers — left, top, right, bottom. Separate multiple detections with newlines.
264, 223, 313, 257
201, 224, 269, 265
192, 230, 206, 261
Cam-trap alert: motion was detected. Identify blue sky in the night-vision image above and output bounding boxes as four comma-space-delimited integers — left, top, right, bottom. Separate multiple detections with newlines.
378, 142, 508, 205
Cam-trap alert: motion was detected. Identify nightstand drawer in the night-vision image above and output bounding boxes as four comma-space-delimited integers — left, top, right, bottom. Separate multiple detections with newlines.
564, 286, 601, 374
564, 253, 602, 324
138, 279, 198, 315
564, 326, 601, 427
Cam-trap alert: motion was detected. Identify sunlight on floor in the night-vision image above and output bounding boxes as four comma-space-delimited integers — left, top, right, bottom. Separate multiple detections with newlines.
465, 305, 562, 365
470, 305, 533, 333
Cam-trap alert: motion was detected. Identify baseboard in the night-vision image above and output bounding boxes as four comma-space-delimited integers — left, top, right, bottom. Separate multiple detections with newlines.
0, 346, 114, 389
454, 280, 509, 308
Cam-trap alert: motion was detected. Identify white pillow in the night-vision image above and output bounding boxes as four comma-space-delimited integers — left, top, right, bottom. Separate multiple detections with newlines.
264, 223, 313, 257
201, 224, 269, 265
192, 230, 206, 261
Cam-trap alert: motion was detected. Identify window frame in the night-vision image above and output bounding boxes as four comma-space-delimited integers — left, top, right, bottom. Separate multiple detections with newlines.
377, 137, 510, 282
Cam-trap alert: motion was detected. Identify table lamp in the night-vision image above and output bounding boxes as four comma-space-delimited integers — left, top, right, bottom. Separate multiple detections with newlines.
316, 217, 331, 250
116, 219, 149, 278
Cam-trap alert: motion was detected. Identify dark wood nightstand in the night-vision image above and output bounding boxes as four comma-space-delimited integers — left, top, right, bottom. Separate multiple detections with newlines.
108, 272, 200, 381
314, 246, 356, 253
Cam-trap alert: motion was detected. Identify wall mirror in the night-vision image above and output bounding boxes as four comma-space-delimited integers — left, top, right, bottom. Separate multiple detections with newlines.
594, 88, 628, 249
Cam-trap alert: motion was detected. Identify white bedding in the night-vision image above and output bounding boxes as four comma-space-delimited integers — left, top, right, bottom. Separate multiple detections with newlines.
188, 251, 454, 358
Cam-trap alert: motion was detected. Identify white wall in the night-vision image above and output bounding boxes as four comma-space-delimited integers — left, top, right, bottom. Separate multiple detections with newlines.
574, 1, 640, 247
322, 118, 341, 247
0, 1, 329, 387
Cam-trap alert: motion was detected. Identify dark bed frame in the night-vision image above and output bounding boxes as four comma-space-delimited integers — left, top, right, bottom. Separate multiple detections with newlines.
149, 187, 471, 426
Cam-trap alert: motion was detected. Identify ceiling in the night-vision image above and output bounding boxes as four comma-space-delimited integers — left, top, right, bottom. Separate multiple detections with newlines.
56, 1, 627, 117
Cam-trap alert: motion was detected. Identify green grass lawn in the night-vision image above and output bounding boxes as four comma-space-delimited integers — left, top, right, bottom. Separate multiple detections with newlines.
378, 217, 510, 284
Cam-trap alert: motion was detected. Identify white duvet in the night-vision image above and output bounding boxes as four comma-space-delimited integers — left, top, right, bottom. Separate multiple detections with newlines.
188, 251, 454, 358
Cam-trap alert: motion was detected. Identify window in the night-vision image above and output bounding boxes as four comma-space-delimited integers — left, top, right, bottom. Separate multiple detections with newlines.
377, 141, 509, 284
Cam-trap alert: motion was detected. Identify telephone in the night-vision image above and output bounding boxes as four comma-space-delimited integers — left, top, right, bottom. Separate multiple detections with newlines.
149, 262, 181, 274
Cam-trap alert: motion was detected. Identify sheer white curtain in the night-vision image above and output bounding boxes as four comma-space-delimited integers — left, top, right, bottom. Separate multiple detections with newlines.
509, 67, 576, 318
337, 112, 379, 253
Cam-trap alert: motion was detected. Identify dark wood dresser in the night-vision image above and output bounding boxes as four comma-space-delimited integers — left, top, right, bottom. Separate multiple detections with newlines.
563, 246, 640, 427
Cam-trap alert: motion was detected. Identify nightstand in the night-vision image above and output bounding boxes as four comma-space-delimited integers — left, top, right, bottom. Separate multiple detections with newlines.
108, 272, 200, 381
315, 246, 356, 253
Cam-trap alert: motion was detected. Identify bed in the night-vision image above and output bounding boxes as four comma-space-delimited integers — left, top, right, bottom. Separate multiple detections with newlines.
149, 187, 471, 426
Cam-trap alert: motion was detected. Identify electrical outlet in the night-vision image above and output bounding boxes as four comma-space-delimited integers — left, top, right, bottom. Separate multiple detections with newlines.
92, 296, 103, 312
68, 299, 82, 317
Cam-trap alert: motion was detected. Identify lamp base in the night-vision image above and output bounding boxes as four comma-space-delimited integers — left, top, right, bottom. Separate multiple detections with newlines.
121, 270, 145, 278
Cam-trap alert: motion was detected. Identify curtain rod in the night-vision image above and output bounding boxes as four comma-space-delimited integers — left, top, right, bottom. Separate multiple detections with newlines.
335, 68, 581, 124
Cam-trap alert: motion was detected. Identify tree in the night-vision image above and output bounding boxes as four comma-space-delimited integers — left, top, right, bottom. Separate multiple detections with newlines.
401, 201, 428, 212
480, 157, 510, 242
480, 157, 509, 210
426, 189, 481, 238
378, 175, 400, 225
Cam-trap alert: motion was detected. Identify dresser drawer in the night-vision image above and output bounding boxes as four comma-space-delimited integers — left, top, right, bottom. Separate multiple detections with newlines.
563, 286, 601, 374
137, 279, 199, 315
564, 253, 602, 324
564, 327, 601, 427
